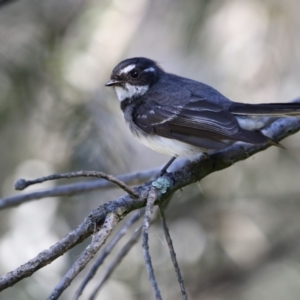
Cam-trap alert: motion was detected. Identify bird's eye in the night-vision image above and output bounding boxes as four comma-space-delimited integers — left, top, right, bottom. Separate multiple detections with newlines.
130, 70, 139, 78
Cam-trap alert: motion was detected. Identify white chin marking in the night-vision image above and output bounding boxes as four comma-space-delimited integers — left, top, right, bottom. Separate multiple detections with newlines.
119, 64, 136, 74
114, 84, 149, 101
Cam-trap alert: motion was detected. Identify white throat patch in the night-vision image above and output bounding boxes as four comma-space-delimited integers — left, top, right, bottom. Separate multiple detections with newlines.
114, 83, 149, 101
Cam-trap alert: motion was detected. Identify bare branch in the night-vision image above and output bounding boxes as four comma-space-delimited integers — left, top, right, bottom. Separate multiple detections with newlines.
48, 213, 119, 300
88, 208, 161, 299
159, 208, 188, 300
0, 116, 299, 295
0, 178, 137, 210
0, 206, 101, 290
89, 225, 143, 300
142, 187, 162, 300
73, 210, 143, 300
15, 168, 160, 191
15, 171, 139, 198
0, 115, 298, 211
0, 168, 162, 210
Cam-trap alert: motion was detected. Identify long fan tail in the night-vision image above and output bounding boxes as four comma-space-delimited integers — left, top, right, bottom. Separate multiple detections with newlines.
229, 102, 300, 116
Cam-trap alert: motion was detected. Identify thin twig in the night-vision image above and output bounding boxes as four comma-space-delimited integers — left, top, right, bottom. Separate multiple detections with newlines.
73, 210, 143, 300
89, 225, 143, 300
0, 116, 299, 291
159, 207, 188, 300
15, 168, 160, 191
142, 187, 162, 300
0, 113, 295, 211
89, 207, 159, 299
89, 207, 160, 299
0, 177, 139, 210
15, 171, 139, 198
0, 191, 143, 291
47, 213, 119, 300
0, 168, 161, 210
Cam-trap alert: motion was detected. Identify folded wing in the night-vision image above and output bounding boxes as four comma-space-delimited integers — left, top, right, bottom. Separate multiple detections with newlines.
134, 97, 271, 150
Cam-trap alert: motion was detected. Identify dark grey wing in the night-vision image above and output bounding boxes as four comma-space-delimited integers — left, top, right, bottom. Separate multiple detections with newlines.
134, 97, 269, 150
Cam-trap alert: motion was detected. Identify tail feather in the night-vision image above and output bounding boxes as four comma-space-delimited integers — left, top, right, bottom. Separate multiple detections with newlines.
267, 138, 286, 149
228, 101, 299, 149
230, 102, 300, 116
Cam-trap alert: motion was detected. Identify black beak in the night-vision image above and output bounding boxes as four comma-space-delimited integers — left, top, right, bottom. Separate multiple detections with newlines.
105, 79, 122, 87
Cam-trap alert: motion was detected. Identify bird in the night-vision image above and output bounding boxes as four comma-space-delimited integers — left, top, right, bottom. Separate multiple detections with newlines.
105, 57, 300, 172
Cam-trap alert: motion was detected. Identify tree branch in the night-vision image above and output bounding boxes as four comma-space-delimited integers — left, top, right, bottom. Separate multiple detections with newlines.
159, 208, 188, 300
0, 168, 161, 210
142, 187, 162, 300
88, 225, 143, 300
15, 168, 159, 191
48, 213, 119, 300
0, 116, 299, 295
73, 210, 143, 300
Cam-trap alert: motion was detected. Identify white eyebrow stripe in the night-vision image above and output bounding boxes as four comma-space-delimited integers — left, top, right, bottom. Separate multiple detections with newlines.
144, 67, 155, 72
119, 64, 136, 74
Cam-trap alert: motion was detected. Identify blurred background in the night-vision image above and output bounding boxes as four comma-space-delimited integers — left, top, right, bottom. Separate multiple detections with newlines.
0, 0, 300, 299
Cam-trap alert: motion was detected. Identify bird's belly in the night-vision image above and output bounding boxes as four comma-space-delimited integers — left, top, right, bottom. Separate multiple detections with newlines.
134, 133, 205, 157
123, 108, 206, 157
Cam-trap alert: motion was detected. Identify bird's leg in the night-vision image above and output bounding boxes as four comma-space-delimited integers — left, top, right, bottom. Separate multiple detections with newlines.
159, 156, 177, 176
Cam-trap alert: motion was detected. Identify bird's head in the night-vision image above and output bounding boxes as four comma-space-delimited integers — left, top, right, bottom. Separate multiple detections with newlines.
105, 57, 161, 101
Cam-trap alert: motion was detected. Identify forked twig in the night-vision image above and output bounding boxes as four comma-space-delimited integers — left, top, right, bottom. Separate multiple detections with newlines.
142, 187, 162, 300
0, 115, 299, 296
89, 225, 143, 300
73, 210, 143, 299
15, 168, 160, 191
15, 171, 139, 198
47, 213, 119, 300
0, 171, 144, 210
159, 207, 188, 300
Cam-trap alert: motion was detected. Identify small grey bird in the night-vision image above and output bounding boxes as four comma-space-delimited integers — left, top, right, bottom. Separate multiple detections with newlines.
106, 57, 300, 170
